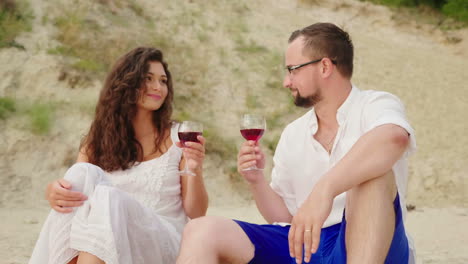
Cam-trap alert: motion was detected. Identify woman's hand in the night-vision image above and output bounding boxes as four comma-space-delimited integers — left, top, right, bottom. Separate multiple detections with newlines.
176, 136, 206, 172
178, 135, 209, 218
237, 140, 265, 184
46, 179, 87, 213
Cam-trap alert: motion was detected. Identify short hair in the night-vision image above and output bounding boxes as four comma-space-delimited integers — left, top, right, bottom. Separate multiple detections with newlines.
289, 23, 354, 78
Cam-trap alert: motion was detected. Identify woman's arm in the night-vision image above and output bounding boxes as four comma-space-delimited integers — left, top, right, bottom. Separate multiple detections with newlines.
45, 147, 88, 213
178, 136, 209, 219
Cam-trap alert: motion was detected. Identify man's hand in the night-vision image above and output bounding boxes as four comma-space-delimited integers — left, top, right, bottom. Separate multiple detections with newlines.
288, 184, 334, 263
237, 140, 265, 184
46, 179, 87, 213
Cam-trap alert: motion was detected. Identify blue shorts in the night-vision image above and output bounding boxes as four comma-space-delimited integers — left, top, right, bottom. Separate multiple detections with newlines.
234, 193, 409, 264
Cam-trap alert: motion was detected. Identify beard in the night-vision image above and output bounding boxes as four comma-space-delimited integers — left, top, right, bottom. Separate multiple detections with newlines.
293, 89, 322, 108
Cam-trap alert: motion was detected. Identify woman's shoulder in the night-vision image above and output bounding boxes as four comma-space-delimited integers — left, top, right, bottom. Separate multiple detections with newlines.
169, 121, 180, 145
76, 144, 90, 163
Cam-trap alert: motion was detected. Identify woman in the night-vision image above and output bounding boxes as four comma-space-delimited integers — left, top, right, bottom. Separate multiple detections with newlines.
29, 47, 209, 264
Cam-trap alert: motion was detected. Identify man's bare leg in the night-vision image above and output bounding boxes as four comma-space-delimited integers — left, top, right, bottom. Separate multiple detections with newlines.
176, 216, 254, 264
77, 252, 104, 264
345, 170, 398, 264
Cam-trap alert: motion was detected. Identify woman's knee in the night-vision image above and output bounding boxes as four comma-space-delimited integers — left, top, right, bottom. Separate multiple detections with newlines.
63, 163, 108, 194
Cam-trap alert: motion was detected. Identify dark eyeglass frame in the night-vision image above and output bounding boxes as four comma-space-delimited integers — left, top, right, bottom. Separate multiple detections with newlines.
286, 58, 337, 74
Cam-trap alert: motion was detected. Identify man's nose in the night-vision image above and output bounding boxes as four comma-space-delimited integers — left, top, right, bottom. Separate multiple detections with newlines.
283, 74, 292, 89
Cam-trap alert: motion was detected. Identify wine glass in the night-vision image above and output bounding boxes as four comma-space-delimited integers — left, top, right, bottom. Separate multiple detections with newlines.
240, 114, 266, 171
178, 121, 203, 176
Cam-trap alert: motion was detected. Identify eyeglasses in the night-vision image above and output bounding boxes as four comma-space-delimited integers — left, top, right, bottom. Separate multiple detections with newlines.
285, 58, 337, 74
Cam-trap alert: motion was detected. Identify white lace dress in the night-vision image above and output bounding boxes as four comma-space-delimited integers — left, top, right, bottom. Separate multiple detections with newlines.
29, 130, 187, 264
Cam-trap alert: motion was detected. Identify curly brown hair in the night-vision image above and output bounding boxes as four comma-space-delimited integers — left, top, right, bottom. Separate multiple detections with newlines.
81, 47, 174, 171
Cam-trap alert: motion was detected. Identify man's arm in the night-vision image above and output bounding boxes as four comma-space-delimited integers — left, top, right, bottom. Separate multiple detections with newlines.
289, 124, 410, 263
317, 123, 409, 198
249, 175, 293, 224
238, 141, 293, 223
318, 91, 415, 197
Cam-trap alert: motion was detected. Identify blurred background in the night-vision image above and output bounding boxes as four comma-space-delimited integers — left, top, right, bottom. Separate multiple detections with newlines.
1, 0, 467, 263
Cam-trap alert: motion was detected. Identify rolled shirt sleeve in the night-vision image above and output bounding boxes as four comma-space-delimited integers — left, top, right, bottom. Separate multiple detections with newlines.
362, 91, 417, 157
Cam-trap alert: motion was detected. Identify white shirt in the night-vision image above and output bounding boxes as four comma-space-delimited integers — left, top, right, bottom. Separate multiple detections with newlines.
270, 86, 416, 261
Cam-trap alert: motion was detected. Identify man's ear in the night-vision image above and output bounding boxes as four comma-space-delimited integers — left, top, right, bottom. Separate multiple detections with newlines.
321, 58, 335, 78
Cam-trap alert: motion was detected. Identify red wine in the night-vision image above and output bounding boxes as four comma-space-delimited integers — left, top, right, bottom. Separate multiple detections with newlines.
240, 129, 264, 141
178, 132, 202, 146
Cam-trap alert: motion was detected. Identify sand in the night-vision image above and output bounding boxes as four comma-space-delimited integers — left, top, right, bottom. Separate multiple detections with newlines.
2, 205, 467, 264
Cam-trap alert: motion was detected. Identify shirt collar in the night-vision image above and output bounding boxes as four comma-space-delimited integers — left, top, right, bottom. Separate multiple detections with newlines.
336, 85, 359, 126
308, 108, 318, 134
308, 85, 359, 133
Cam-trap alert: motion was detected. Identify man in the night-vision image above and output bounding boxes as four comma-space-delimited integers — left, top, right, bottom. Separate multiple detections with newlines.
176, 22, 416, 264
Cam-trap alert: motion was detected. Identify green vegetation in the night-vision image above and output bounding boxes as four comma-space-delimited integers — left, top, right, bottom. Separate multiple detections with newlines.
47, 3, 157, 77
232, 2, 251, 15
442, 0, 468, 22
0, 97, 16, 119
77, 98, 98, 117
0, 0, 33, 49
128, 1, 145, 17
0, 97, 56, 135
245, 94, 259, 110
235, 39, 268, 54
172, 109, 191, 122
264, 134, 281, 152
73, 59, 106, 72
361, 0, 468, 23
28, 103, 54, 135
50, 8, 107, 75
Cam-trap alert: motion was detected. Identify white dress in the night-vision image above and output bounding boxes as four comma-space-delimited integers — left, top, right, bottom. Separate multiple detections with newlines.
29, 128, 187, 264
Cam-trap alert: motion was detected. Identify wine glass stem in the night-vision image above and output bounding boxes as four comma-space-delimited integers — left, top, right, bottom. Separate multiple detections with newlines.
252, 148, 256, 169
182, 152, 195, 176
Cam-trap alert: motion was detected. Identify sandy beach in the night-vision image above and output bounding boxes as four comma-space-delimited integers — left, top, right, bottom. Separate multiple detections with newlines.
1, 205, 468, 264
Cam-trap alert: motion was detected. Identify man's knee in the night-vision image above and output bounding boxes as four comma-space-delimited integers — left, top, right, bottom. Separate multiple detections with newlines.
180, 217, 256, 264
346, 170, 397, 219
354, 170, 396, 198
182, 216, 221, 242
